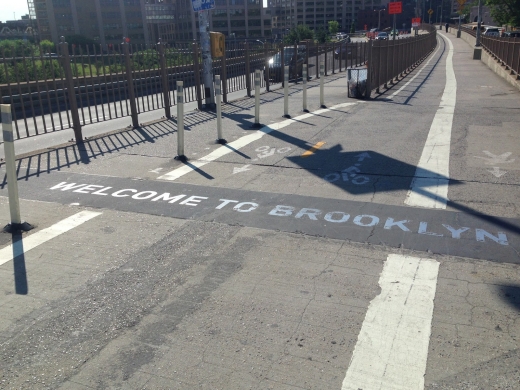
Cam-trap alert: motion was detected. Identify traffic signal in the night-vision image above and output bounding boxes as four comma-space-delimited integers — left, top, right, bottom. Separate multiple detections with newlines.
210, 32, 225, 57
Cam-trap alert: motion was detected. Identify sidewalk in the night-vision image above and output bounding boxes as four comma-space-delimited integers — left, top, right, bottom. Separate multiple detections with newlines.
1, 32, 519, 389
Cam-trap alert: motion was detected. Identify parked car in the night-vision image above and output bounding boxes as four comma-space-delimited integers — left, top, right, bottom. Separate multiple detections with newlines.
483, 27, 501, 36
265, 45, 306, 83
334, 42, 352, 59
375, 32, 388, 40
336, 32, 348, 40
502, 31, 520, 37
390, 29, 399, 37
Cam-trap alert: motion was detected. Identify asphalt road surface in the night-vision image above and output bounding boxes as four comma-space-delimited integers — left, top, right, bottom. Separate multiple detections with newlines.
0, 31, 519, 389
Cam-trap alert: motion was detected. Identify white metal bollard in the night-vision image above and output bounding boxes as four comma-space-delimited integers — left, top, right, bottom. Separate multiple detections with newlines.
283, 65, 289, 118
302, 64, 308, 112
215, 75, 225, 144
254, 70, 261, 127
176, 81, 185, 160
320, 62, 325, 107
1, 104, 21, 227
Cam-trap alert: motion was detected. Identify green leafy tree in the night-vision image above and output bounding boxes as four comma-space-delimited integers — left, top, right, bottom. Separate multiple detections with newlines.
328, 20, 339, 36
485, 0, 520, 26
315, 28, 330, 43
350, 21, 356, 34
0, 39, 35, 57
39, 40, 55, 54
283, 25, 314, 44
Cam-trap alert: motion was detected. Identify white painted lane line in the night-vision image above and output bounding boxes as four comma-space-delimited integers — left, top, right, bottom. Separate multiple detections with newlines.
158, 102, 357, 181
388, 37, 442, 99
342, 254, 440, 390
405, 33, 456, 209
0, 211, 102, 266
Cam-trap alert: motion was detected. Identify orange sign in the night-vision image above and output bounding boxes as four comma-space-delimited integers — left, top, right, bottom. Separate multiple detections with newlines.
388, 1, 402, 14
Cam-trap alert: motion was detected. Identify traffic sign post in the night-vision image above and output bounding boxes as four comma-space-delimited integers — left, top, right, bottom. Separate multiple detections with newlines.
457, 0, 466, 38
412, 17, 421, 36
192, 0, 215, 12
428, 9, 434, 24
193, 0, 216, 109
388, 2, 402, 40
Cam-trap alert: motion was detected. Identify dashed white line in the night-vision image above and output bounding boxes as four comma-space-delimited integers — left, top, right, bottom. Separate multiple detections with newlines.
405, 33, 456, 209
0, 211, 102, 266
342, 254, 440, 390
157, 102, 357, 181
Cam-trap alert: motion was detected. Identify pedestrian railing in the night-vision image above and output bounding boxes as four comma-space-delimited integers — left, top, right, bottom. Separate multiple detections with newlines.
480, 36, 520, 79
1, 29, 437, 143
368, 24, 437, 97
460, 26, 520, 80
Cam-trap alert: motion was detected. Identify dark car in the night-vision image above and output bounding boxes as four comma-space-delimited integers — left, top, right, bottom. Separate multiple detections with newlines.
375, 32, 388, 40
503, 31, 520, 37
265, 46, 306, 83
334, 42, 353, 59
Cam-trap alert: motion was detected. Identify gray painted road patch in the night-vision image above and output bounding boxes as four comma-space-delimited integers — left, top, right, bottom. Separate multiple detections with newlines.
2, 172, 519, 263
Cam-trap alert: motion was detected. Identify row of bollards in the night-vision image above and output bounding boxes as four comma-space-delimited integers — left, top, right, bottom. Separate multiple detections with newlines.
174, 61, 326, 159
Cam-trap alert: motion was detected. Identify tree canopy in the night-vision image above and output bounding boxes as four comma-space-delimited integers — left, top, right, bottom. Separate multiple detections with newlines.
283, 25, 315, 44
486, 0, 520, 26
328, 21, 339, 35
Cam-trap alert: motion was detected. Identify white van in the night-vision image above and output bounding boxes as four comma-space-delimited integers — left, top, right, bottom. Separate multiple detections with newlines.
483, 27, 501, 36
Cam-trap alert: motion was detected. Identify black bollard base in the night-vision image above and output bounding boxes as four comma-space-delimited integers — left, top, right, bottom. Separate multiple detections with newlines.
3, 222, 34, 233
216, 138, 227, 145
174, 155, 188, 162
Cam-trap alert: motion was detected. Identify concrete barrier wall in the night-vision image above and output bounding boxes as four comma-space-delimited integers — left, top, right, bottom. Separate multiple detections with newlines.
447, 28, 520, 92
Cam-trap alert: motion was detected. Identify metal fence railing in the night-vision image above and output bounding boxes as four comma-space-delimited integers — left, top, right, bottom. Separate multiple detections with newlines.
459, 26, 520, 79
1, 30, 437, 143
481, 35, 520, 78
367, 24, 438, 97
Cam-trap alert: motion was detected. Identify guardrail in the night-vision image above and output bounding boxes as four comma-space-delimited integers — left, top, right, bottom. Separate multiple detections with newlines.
367, 24, 437, 97
1, 30, 438, 143
459, 26, 520, 80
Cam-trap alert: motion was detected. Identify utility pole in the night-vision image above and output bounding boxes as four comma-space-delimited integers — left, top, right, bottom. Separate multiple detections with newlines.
473, 0, 482, 59
198, 10, 215, 108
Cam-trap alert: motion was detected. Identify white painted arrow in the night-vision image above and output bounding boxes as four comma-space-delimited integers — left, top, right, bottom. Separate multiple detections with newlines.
356, 152, 371, 162
233, 164, 252, 174
488, 167, 507, 177
475, 151, 515, 165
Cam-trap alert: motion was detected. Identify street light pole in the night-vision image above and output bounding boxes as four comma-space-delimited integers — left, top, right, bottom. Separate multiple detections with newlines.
377, 8, 385, 30
476, 0, 482, 47
473, 0, 482, 59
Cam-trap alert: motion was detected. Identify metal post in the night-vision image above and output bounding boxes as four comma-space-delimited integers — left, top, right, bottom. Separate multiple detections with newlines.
253, 70, 261, 127
245, 42, 251, 97
283, 65, 290, 118
474, 0, 482, 59
1, 105, 21, 226
393, 14, 396, 40
198, 10, 215, 107
320, 62, 325, 107
123, 39, 139, 128
176, 81, 185, 160
221, 49, 228, 103
215, 75, 225, 144
324, 43, 328, 75
302, 64, 308, 112
192, 42, 203, 110
158, 38, 171, 119
264, 43, 270, 92
59, 37, 82, 143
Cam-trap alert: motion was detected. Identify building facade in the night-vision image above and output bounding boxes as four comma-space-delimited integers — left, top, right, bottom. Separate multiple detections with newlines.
268, 0, 382, 38
27, 0, 271, 46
